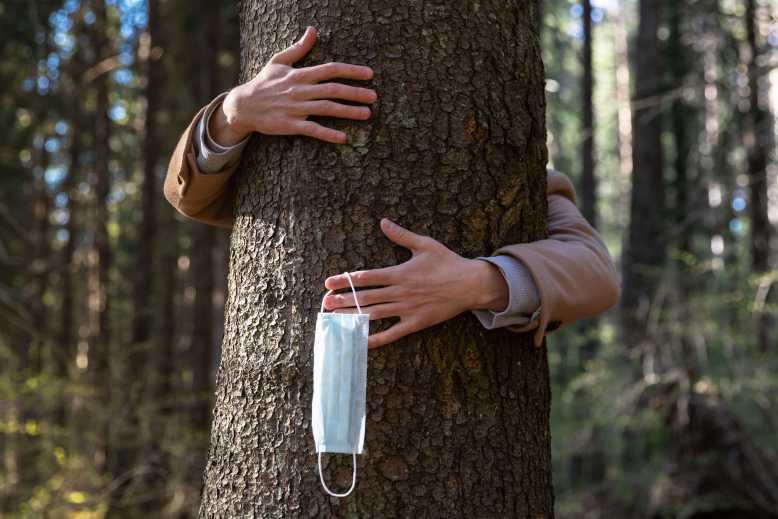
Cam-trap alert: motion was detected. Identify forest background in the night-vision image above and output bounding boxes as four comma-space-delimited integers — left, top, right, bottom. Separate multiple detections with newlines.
1, 0, 777, 517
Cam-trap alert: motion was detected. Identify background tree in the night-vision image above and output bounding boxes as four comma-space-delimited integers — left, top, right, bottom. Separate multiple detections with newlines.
580, 0, 596, 229
743, 0, 774, 353
621, 0, 665, 355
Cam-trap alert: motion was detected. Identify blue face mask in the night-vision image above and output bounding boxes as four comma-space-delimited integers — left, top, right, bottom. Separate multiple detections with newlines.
311, 272, 369, 497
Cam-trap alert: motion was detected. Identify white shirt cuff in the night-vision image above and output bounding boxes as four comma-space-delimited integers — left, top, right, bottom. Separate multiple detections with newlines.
194, 92, 250, 174
470, 255, 541, 330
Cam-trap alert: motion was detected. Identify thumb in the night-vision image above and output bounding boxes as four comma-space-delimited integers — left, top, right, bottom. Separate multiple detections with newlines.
380, 218, 426, 251
270, 26, 317, 65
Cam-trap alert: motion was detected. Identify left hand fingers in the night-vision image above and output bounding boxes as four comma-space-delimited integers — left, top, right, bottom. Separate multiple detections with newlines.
331, 307, 418, 348
368, 319, 418, 349
302, 83, 377, 104
324, 286, 401, 310
297, 62, 374, 83
325, 266, 400, 291
304, 100, 372, 120
332, 303, 403, 321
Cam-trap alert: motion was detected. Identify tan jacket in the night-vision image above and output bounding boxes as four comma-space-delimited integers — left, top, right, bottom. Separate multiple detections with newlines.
164, 97, 621, 347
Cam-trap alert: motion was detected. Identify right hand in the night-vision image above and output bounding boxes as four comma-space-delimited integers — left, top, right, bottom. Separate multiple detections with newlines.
211, 26, 377, 146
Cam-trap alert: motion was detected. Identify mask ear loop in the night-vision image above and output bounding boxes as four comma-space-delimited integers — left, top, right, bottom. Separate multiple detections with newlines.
316, 271, 362, 497
318, 452, 357, 498
345, 272, 363, 314
319, 272, 363, 314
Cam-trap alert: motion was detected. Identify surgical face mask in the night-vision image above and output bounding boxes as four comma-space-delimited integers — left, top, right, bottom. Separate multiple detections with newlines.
311, 272, 369, 497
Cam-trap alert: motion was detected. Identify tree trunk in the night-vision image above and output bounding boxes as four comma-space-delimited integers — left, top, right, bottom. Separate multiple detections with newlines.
189, 0, 221, 466
87, 0, 113, 478
744, 0, 773, 353
580, 0, 596, 229
124, 0, 164, 509
58, 104, 81, 427
131, 0, 160, 359
613, 4, 633, 204
621, 0, 665, 352
199, 2, 553, 517
668, 0, 699, 383
577, 0, 601, 367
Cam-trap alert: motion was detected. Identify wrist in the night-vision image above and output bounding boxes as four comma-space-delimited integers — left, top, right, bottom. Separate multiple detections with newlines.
210, 88, 250, 146
461, 258, 509, 312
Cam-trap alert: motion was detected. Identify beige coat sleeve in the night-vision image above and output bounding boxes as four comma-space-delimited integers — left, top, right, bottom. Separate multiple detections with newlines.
495, 170, 621, 347
163, 94, 238, 229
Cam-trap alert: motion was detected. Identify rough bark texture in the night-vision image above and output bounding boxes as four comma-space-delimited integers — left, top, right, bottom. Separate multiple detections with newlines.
200, 2, 552, 517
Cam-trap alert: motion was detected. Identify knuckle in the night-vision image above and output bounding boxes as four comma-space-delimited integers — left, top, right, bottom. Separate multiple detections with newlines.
401, 317, 419, 331
299, 121, 315, 135
333, 84, 348, 97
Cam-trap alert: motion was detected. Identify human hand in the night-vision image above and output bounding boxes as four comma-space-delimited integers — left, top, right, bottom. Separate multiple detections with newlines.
323, 219, 509, 348
210, 26, 377, 146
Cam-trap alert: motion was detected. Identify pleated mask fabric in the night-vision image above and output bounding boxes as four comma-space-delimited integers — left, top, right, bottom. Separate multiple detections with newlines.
311, 272, 369, 497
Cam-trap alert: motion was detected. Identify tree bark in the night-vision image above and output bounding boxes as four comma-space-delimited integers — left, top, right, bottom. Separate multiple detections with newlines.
621, 0, 665, 352
189, 0, 221, 461
127, 0, 164, 509
576, 0, 601, 368
580, 0, 596, 229
199, 2, 552, 517
744, 0, 773, 353
87, 0, 113, 477
131, 0, 160, 359
744, 0, 771, 274
667, 0, 700, 383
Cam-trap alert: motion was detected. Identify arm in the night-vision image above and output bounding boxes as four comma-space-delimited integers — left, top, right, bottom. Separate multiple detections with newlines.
493, 170, 620, 347
323, 170, 620, 349
163, 95, 241, 228
163, 26, 377, 227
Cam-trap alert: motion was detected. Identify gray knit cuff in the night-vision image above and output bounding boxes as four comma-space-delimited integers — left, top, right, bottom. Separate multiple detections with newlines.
470, 255, 541, 330
194, 92, 250, 174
